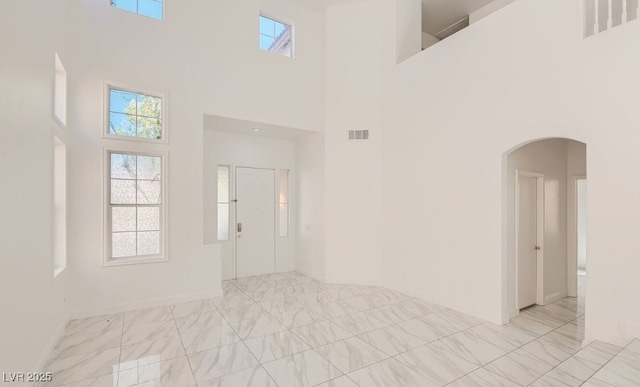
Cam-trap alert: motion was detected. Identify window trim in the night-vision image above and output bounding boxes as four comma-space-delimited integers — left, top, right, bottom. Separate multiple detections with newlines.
217, 165, 231, 242
103, 147, 169, 267
259, 13, 295, 58
279, 169, 289, 237
53, 136, 67, 277
110, 0, 165, 20
53, 53, 67, 128
103, 80, 169, 144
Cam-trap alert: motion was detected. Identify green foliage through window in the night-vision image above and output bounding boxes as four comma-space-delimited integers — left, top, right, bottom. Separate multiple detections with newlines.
109, 88, 163, 140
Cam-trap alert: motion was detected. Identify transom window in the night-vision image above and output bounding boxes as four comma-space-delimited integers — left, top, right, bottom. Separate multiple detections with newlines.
107, 151, 165, 264
111, 0, 163, 20
259, 15, 293, 58
108, 87, 164, 141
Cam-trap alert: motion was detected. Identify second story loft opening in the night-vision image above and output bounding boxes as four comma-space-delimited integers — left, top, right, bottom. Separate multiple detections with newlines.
396, 0, 517, 63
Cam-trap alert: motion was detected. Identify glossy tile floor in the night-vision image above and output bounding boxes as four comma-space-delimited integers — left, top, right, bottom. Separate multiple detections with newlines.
39, 271, 640, 386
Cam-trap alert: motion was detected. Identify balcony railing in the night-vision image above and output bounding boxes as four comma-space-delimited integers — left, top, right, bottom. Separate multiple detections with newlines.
585, 0, 639, 37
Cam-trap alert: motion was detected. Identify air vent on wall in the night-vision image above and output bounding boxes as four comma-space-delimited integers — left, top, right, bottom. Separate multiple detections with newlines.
348, 130, 369, 140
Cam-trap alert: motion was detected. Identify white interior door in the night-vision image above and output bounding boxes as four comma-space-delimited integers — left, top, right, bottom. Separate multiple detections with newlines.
518, 175, 538, 309
235, 167, 275, 278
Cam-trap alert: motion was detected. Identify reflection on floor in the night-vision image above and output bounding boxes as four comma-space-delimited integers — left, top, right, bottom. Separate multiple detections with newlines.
39, 271, 639, 386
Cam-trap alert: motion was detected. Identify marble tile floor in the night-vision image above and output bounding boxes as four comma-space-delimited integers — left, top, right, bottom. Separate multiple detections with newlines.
38, 271, 640, 387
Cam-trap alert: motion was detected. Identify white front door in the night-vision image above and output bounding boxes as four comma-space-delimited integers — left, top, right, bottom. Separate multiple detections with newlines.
518, 175, 538, 309
235, 167, 275, 278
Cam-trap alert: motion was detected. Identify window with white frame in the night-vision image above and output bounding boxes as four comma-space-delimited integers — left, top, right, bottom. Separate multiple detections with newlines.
54, 137, 67, 276
107, 151, 165, 263
217, 165, 230, 241
111, 0, 163, 20
107, 85, 165, 141
54, 53, 67, 126
259, 15, 293, 58
279, 169, 289, 237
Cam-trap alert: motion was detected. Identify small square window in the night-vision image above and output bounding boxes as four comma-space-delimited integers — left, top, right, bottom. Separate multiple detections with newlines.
111, 0, 163, 20
259, 15, 293, 58
106, 84, 165, 142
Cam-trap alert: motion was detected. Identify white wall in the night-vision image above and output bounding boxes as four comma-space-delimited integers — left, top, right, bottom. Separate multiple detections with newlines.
381, 0, 640, 343
0, 0, 70, 377
469, 0, 517, 24
506, 139, 577, 315
396, 0, 422, 63
577, 180, 587, 269
296, 133, 326, 280
323, 0, 392, 285
65, 0, 324, 317
567, 140, 587, 296
203, 130, 297, 279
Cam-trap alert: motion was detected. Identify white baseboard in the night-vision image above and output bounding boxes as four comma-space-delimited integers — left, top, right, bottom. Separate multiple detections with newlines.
586, 329, 636, 348
503, 308, 519, 324
543, 290, 568, 305
294, 267, 325, 283
33, 317, 68, 373
323, 275, 379, 288
380, 282, 502, 325
69, 289, 223, 320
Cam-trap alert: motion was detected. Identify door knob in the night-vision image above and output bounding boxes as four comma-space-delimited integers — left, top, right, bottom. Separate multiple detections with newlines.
237, 223, 242, 232
534, 245, 541, 251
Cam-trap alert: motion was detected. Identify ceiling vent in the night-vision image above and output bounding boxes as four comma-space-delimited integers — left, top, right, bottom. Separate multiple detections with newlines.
348, 130, 369, 140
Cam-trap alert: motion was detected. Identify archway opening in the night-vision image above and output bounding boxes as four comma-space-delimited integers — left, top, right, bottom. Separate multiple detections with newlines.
502, 137, 587, 342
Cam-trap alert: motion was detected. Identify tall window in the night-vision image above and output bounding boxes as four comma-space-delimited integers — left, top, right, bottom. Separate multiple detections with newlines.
217, 165, 230, 241
54, 137, 67, 276
279, 169, 289, 237
111, 0, 163, 20
107, 151, 165, 264
107, 85, 165, 141
259, 15, 293, 58
54, 53, 67, 126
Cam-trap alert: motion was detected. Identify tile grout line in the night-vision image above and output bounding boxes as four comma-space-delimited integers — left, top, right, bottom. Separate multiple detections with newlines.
55, 274, 608, 387
574, 337, 637, 387
117, 312, 125, 387
222, 279, 283, 387
172, 302, 199, 386
236, 275, 356, 386
521, 310, 605, 387
443, 302, 586, 386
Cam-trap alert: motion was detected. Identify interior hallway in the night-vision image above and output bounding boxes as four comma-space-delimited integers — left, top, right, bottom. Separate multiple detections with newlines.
39, 271, 639, 386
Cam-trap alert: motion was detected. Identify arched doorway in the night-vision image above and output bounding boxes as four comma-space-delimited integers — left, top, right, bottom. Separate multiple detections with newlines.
502, 137, 587, 325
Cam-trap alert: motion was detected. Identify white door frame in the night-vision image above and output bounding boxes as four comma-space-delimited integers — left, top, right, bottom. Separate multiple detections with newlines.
515, 170, 545, 310
233, 166, 277, 279
567, 175, 587, 297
